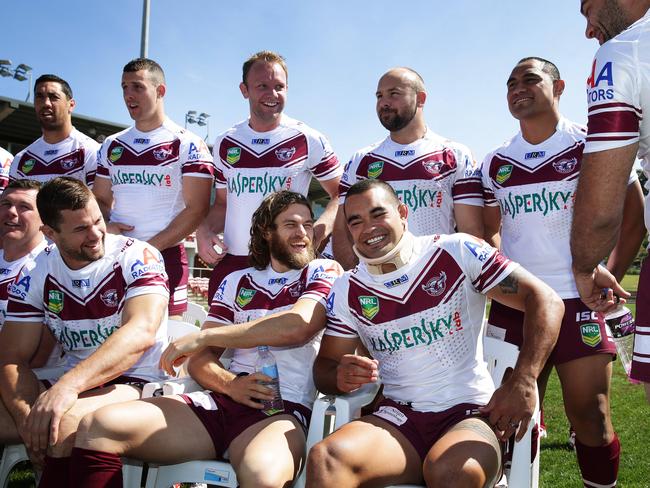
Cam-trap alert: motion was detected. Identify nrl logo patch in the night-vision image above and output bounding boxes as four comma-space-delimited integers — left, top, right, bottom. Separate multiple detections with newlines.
422, 272, 447, 297
552, 157, 578, 174
423, 160, 443, 175
358, 295, 379, 320
235, 288, 256, 307
275, 147, 296, 162
109, 146, 124, 162
153, 147, 173, 161
367, 161, 384, 179
48, 290, 64, 313
100, 289, 119, 307
580, 323, 602, 347
226, 147, 241, 164
495, 164, 513, 184
22, 159, 36, 174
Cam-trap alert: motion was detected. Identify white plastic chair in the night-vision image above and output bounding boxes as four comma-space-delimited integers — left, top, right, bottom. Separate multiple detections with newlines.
307, 337, 540, 488
182, 301, 208, 328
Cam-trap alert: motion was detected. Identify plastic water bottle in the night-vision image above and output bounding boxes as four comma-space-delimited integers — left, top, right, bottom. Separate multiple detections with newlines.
604, 305, 636, 381
255, 346, 285, 415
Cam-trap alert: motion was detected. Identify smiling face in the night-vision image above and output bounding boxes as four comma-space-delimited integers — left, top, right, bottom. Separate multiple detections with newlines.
33, 81, 75, 132
0, 188, 42, 246
344, 186, 408, 260
240, 61, 287, 130
121, 69, 166, 130
580, 0, 633, 45
507, 59, 562, 121
266, 202, 315, 272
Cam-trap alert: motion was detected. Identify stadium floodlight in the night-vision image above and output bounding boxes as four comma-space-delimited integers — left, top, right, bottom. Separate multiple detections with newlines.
185, 110, 198, 128
197, 112, 210, 126
185, 110, 210, 141
0, 60, 12, 78
0, 59, 33, 101
14, 64, 32, 82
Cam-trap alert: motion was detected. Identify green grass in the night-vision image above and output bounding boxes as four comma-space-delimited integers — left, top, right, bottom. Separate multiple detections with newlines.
540, 360, 649, 487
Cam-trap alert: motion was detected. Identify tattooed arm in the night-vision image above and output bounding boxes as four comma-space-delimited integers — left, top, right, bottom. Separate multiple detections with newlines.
481, 267, 564, 441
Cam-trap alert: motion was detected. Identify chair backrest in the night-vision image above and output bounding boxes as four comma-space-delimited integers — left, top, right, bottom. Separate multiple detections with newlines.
483, 336, 520, 386
182, 302, 208, 328
167, 319, 199, 342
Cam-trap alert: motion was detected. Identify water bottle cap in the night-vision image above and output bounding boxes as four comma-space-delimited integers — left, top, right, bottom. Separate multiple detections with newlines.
257, 345, 269, 352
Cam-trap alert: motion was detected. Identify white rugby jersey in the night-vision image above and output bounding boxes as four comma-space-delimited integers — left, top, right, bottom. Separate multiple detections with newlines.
208, 259, 343, 408
214, 115, 341, 256
326, 233, 517, 412
6, 234, 170, 381
483, 118, 637, 298
584, 10, 650, 230
0, 146, 13, 190
9, 128, 99, 186
339, 130, 482, 236
0, 240, 47, 330
97, 119, 214, 242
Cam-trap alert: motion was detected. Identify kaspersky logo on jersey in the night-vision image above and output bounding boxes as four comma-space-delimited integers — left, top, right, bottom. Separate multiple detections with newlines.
358, 296, 379, 320
495, 164, 513, 184
580, 323, 602, 347
235, 288, 256, 307
48, 290, 64, 314
226, 147, 241, 164
109, 146, 124, 162
367, 161, 384, 179
22, 159, 36, 174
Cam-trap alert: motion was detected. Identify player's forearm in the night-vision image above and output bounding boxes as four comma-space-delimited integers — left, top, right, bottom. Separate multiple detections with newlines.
313, 356, 343, 395
0, 364, 40, 424
332, 208, 358, 270
187, 347, 235, 393
148, 205, 209, 251
313, 197, 339, 250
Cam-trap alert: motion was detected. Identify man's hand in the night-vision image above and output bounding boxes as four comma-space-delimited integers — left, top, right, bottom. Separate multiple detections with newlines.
479, 372, 536, 442
224, 373, 275, 409
573, 264, 630, 313
336, 354, 379, 393
196, 225, 227, 265
160, 331, 205, 376
24, 383, 78, 452
106, 221, 135, 235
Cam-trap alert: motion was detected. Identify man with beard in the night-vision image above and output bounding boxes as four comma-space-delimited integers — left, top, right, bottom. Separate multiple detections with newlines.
70, 191, 343, 488
332, 67, 484, 269
571, 1, 650, 404
9, 75, 99, 186
0, 177, 169, 487
195, 51, 341, 301
307, 179, 563, 487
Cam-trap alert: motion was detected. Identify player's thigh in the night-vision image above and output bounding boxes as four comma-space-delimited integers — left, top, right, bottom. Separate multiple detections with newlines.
77, 395, 216, 463
312, 415, 423, 485
228, 414, 305, 484
556, 354, 612, 415
425, 417, 501, 488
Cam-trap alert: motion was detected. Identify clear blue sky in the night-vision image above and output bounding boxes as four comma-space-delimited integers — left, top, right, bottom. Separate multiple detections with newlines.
3, 0, 598, 162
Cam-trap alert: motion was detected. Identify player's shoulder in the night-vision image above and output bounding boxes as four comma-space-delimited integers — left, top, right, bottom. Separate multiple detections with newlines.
557, 117, 587, 140
216, 120, 248, 143
428, 130, 473, 157
283, 115, 328, 139
306, 259, 344, 281
70, 128, 100, 149
350, 137, 388, 162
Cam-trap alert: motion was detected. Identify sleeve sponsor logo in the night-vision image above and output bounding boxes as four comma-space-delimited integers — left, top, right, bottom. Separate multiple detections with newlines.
587, 59, 614, 102
214, 279, 227, 302
326, 292, 335, 314
235, 287, 256, 307
524, 151, 545, 160
367, 161, 384, 179
226, 147, 241, 164
130, 248, 165, 278
421, 272, 446, 296
48, 290, 64, 313
358, 295, 379, 320
109, 146, 124, 162
275, 147, 296, 162
464, 239, 490, 262
72, 279, 91, 288
495, 164, 513, 184
8, 275, 31, 299
383, 274, 409, 288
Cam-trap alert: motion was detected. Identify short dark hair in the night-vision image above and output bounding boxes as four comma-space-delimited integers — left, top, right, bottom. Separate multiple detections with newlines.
123, 58, 166, 84
248, 191, 312, 270
517, 57, 561, 82
4, 179, 42, 193
344, 178, 401, 208
242, 51, 288, 86
34, 74, 73, 99
37, 177, 94, 231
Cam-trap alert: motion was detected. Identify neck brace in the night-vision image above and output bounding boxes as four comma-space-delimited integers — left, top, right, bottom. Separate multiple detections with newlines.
353, 231, 415, 275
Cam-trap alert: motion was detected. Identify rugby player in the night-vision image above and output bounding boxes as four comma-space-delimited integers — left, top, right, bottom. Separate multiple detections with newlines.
93, 58, 214, 319
572, 0, 650, 403
308, 179, 563, 487
0, 146, 13, 190
483, 57, 644, 487
70, 191, 342, 488
195, 50, 342, 300
332, 67, 484, 269
9, 75, 99, 186
0, 177, 169, 487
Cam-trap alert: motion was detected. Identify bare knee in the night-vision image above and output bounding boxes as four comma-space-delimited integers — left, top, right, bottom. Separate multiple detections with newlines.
74, 407, 131, 454
307, 439, 351, 485
424, 457, 486, 488
565, 395, 612, 442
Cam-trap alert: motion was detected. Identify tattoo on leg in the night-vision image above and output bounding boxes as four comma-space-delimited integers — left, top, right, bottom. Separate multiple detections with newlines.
498, 273, 519, 294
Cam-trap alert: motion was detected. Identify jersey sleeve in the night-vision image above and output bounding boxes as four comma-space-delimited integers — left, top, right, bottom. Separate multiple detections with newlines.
451, 144, 483, 207
324, 276, 359, 338
207, 271, 238, 324
444, 233, 519, 294
302, 260, 344, 306
306, 129, 342, 182
5, 259, 45, 323
584, 40, 641, 154
95, 139, 111, 180
83, 139, 100, 187
180, 134, 215, 179
212, 133, 227, 189
122, 241, 170, 300
337, 152, 363, 204
480, 151, 498, 207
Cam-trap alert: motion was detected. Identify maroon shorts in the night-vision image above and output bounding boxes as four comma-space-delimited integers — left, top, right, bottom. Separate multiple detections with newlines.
181, 391, 311, 458
631, 258, 650, 381
41, 374, 147, 390
369, 398, 487, 462
487, 298, 616, 365
207, 254, 250, 303
161, 244, 189, 316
